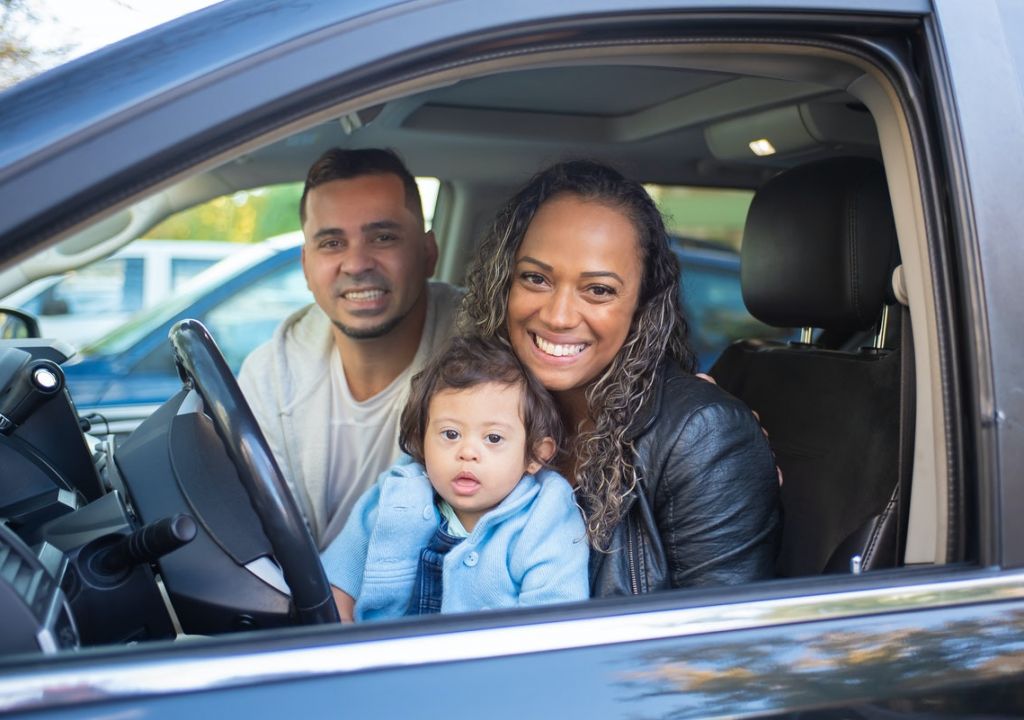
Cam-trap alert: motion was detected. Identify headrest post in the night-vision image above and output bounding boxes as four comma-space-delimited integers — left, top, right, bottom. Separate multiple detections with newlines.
799, 327, 814, 344
873, 304, 892, 350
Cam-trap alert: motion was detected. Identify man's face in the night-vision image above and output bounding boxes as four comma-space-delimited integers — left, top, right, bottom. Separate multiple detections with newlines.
301, 173, 437, 340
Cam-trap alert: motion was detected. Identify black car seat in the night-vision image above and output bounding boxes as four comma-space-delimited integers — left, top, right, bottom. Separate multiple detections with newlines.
708, 157, 910, 578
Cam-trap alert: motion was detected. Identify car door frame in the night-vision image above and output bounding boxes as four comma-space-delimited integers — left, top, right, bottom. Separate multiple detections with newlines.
1, 0, 1021, 717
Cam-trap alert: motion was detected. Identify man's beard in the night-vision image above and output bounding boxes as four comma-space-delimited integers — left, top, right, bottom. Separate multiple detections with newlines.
332, 314, 406, 340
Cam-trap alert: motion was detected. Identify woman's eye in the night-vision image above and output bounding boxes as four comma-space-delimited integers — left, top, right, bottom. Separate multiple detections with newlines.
588, 284, 616, 297
485, 433, 503, 444
520, 271, 546, 286
442, 429, 460, 441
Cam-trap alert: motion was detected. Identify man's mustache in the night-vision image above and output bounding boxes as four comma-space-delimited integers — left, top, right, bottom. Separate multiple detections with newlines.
333, 273, 392, 295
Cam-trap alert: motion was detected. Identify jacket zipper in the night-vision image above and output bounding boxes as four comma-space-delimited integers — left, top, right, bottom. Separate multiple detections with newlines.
626, 515, 640, 595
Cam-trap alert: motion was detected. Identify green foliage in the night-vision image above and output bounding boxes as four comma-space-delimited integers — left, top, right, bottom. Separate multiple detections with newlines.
0, 0, 74, 89
144, 183, 304, 244
647, 185, 754, 251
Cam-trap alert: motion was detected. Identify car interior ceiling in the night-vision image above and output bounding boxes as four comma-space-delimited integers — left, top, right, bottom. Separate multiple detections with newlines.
0, 39, 953, 655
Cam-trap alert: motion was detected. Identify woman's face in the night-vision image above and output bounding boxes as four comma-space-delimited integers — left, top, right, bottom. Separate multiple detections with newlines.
507, 194, 643, 395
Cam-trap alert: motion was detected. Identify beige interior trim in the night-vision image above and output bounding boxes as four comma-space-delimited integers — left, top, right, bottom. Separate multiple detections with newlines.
849, 73, 944, 563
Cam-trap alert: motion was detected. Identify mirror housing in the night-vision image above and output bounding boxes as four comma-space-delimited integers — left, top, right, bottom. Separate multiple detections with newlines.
0, 309, 41, 339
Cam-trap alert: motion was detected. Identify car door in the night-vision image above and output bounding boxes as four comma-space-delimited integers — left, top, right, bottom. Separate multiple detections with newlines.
2, 0, 1023, 718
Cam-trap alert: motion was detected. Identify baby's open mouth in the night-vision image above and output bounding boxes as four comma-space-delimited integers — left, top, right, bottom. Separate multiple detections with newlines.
532, 333, 588, 358
452, 473, 480, 495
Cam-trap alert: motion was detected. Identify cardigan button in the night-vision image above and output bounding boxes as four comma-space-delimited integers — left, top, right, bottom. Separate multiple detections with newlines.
422, 505, 433, 520
464, 552, 479, 567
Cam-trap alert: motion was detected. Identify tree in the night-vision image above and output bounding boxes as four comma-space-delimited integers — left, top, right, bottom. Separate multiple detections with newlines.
0, 0, 74, 90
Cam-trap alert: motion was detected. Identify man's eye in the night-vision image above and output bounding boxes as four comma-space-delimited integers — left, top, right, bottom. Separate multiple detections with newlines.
485, 433, 503, 444
442, 429, 460, 441
373, 233, 396, 244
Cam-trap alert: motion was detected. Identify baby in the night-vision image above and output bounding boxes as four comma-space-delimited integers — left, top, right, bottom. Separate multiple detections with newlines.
320, 334, 588, 622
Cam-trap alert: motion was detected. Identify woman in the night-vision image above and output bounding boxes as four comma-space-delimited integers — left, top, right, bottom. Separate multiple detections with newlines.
461, 159, 781, 595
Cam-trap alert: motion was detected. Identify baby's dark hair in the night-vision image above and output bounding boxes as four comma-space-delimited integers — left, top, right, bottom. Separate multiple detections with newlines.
399, 334, 563, 467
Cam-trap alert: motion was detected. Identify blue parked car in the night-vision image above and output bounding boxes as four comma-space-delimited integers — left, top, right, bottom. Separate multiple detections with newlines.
670, 237, 794, 370
63, 234, 308, 417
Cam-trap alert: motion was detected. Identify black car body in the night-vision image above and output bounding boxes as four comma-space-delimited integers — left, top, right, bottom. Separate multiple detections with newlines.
1, 0, 1023, 717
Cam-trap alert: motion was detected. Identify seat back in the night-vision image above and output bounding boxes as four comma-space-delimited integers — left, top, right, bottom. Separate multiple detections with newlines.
709, 157, 906, 578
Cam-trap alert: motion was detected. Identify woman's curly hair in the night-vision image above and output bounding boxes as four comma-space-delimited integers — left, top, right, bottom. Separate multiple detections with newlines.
459, 159, 695, 548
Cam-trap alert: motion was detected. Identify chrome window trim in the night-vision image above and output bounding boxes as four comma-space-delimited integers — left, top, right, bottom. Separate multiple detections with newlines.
3, 570, 1022, 714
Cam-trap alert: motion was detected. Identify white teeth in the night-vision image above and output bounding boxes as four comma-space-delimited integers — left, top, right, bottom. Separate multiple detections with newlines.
533, 334, 587, 357
345, 289, 384, 301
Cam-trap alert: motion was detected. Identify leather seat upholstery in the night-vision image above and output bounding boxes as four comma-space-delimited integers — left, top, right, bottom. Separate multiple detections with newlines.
709, 157, 907, 577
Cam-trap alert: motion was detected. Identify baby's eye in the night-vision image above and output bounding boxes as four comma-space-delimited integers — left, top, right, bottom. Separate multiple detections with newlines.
442, 429, 460, 441
485, 433, 503, 444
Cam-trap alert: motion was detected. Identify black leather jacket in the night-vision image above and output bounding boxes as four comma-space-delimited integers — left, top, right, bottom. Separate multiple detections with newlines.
589, 362, 781, 597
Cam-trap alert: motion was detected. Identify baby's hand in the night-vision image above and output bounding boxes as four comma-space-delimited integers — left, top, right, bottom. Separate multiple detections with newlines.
332, 585, 356, 623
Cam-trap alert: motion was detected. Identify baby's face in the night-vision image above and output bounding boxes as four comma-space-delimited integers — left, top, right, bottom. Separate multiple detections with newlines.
423, 381, 539, 532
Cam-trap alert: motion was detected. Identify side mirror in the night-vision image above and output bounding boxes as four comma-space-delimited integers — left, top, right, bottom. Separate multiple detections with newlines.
0, 309, 41, 339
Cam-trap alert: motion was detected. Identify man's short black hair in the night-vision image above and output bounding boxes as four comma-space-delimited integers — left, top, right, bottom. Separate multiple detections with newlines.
299, 147, 423, 227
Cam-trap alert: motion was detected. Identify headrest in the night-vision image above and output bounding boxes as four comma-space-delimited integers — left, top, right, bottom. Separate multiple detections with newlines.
741, 157, 899, 331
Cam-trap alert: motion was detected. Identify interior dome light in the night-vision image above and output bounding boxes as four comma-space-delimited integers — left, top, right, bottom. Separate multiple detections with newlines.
749, 138, 777, 156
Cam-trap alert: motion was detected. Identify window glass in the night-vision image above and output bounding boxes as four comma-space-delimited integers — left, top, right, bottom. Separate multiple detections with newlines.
145, 178, 440, 243
24, 257, 145, 316
677, 251, 793, 371
170, 257, 221, 289
416, 177, 440, 229
648, 185, 796, 371
134, 260, 310, 376
646, 184, 753, 251
204, 263, 310, 371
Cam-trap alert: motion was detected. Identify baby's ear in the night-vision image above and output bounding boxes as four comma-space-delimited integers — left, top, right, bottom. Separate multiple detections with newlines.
526, 436, 557, 474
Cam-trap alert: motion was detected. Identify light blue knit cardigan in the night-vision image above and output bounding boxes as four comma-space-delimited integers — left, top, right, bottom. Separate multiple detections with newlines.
320, 457, 589, 621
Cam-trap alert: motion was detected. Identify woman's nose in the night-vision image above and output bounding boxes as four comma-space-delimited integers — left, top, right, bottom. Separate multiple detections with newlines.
538, 286, 578, 329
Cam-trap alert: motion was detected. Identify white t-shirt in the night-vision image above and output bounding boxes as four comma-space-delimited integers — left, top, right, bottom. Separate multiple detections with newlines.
323, 347, 415, 539
238, 281, 464, 548
318, 292, 459, 544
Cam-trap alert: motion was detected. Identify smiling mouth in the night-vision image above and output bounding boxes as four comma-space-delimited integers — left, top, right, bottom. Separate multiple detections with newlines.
532, 333, 588, 358
342, 288, 387, 301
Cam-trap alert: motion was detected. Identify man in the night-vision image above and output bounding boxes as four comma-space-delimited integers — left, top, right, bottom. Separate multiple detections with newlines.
239, 148, 462, 549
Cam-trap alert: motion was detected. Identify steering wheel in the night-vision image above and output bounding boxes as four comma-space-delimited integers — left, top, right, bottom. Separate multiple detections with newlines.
169, 319, 338, 625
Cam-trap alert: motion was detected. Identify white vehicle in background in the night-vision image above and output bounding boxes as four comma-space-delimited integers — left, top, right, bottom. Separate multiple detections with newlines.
0, 239, 236, 348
